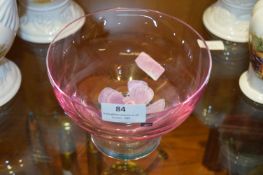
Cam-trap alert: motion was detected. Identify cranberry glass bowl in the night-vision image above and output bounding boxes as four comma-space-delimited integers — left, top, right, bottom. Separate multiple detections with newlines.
46, 8, 212, 160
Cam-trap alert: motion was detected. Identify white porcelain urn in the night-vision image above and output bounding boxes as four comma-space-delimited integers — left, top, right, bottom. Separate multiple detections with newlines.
18, 0, 85, 43
239, 0, 263, 104
203, 0, 258, 43
0, 0, 22, 106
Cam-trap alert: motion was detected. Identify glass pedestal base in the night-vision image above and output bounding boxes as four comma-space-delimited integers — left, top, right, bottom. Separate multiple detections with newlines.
91, 135, 160, 160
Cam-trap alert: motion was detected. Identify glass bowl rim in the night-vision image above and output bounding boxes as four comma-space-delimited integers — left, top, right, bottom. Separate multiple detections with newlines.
46, 7, 212, 114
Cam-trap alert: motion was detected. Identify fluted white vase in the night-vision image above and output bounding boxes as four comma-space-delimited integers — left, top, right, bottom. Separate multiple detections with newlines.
0, 0, 22, 106
18, 0, 85, 43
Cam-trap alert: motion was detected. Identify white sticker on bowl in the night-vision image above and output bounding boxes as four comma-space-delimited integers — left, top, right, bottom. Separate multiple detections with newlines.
101, 103, 146, 123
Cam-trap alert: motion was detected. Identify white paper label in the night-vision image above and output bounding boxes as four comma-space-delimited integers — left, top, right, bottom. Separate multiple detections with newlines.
101, 103, 146, 123
197, 39, 225, 50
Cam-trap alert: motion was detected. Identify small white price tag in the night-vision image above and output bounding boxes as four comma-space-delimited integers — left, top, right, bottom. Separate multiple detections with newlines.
197, 39, 225, 50
101, 103, 146, 123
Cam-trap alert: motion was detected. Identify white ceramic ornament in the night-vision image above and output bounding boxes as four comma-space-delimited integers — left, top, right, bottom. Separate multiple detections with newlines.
239, 0, 263, 104
203, 0, 258, 43
18, 0, 85, 43
239, 65, 263, 104
253, 0, 263, 13
0, 0, 22, 106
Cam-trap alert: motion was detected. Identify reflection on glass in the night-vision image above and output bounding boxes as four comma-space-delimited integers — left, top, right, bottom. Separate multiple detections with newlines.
219, 92, 263, 175
87, 135, 103, 175
100, 147, 168, 175
194, 38, 249, 127
58, 119, 80, 175
27, 112, 54, 175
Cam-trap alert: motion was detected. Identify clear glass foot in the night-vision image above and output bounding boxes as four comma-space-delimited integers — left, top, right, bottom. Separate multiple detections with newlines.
91, 135, 160, 160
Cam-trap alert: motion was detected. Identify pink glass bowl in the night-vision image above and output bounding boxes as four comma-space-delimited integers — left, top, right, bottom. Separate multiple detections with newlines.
47, 8, 212, 160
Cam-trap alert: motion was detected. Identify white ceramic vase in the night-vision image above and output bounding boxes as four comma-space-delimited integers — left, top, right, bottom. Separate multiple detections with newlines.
0, 0, 22, 106
203, 0, 258, 43
18, 0, 85, 43
239, 0, 263, 104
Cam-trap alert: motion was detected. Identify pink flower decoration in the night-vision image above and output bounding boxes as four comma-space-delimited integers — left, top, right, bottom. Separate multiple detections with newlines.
98, 87, 124, 104
98, 80, 165, 114
127, 80, 154, 104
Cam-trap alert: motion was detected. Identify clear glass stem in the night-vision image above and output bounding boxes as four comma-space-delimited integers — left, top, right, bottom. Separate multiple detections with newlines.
91, 135, 161, 160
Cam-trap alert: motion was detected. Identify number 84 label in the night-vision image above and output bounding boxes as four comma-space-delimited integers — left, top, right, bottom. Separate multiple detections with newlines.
101, 103, 146, 123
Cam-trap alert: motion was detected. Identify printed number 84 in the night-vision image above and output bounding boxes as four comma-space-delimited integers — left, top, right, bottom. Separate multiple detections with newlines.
116, 106, 126, 112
